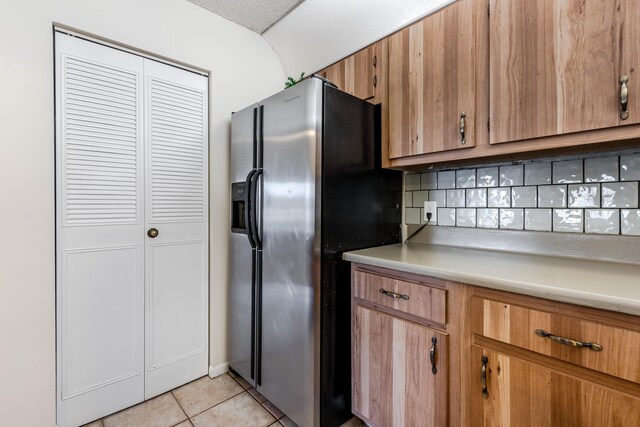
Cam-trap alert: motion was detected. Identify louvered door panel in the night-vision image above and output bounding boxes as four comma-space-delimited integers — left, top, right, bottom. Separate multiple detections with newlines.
55, 33, 145, 427
149, 78, 206, 222
63, 56, 141, 225
144, 60, 208, 399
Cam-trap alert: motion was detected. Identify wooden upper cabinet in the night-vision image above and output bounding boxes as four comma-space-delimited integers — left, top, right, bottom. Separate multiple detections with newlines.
388, 0, 482, 159
490, 0, 640, 144
317, 43, 380, 102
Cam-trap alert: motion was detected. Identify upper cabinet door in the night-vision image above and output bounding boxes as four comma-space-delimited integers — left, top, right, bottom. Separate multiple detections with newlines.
318, 44, 379, 102
388, 0, 479, 158
490, 0, 640, 144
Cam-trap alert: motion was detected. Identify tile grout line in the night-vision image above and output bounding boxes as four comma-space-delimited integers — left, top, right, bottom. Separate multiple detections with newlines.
186, 388, 247, 420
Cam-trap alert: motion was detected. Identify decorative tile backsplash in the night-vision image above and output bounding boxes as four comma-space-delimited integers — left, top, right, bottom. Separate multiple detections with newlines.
405, 152, 640, 236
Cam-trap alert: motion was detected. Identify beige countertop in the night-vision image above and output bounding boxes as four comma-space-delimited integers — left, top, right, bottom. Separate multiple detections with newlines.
343, 243, 640, 316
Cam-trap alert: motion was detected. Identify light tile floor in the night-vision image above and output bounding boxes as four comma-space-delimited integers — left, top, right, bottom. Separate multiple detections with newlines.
83, 372, 365, 427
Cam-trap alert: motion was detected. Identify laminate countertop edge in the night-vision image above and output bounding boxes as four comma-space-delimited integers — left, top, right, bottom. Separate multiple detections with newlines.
343, 243, 640, 317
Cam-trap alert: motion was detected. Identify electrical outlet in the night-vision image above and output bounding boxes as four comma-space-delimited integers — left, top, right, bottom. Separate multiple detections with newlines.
424, 201, 437, 224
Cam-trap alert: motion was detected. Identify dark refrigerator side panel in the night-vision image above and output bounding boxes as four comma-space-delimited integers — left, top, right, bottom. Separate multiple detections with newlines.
320, 85, 402, 426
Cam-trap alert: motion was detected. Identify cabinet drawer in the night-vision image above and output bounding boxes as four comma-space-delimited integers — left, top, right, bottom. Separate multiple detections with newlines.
354, 270, 446, 325
472, 296, 640, 384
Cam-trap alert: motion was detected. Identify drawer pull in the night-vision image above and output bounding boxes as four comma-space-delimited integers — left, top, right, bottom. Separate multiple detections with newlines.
378, 288, 409, 300
534, 329, 603, 352
430, 336, 438, 375
459, 112, 466, 145
481, 355, 488, 400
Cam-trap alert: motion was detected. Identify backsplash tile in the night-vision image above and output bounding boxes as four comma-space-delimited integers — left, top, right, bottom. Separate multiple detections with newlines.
585, 156, 618, 182
421, 172, 438, 190
602, 182, 639, 208
405, 151, 640, 236
500, 209, 524, 230
500, 165, 524, 186
538, 185, 566, 208
447, 189, 466, 208
466, 188, 487, 207
585, 209, 619, 235
477, 167, 499, 187
428, 190, 446, 207
438, 208, 456, 226
525, 208, 552, 231
456, 208, 476, 227
553, 209, 584, 232
553, 159, 583, 183
525, 162, 551, 186
621, 209, 640, 235
488, 187, 510, 207
405, 191, 413, 207
477, 208, 499, 229
438, 171, 456, 189
620, 154, 640, 181
456, 169, 476, 188
512, 186, 536, 208
413, 190, 429, 209
568, 184, 600, 208
406, 207, 421, 225
406, 173, 420, 191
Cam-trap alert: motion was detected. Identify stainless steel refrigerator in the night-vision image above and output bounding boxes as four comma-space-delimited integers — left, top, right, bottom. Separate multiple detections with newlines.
229, 76, 401, 427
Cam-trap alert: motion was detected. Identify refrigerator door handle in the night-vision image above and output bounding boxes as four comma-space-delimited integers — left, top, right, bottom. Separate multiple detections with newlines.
245, 170, 257, 249
250, 169, 263, 249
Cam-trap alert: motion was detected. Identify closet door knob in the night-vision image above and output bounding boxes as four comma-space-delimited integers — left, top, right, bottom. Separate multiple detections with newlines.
147, 228, 159, 238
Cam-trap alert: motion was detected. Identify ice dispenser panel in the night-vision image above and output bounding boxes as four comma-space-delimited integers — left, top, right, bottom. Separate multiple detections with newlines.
231, 181, 247, 233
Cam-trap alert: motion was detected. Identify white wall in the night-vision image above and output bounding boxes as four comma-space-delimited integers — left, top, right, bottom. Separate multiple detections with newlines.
0, 1, 283, 425
262, 0, 455, 76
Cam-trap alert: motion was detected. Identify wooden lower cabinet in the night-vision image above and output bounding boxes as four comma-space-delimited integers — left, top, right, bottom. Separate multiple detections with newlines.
352, 305, 448, 426
472, 346, 640, 427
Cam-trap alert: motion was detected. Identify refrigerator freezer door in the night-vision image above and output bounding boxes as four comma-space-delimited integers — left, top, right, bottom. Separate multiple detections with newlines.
258, 79, 323, 427
229, 104, 259, 385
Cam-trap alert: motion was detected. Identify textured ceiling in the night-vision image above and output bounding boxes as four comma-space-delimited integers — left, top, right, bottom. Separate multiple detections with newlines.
187, 0, 305, 33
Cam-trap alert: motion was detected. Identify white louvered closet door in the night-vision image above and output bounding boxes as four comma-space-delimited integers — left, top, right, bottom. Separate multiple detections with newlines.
55, 33, 208, 427
143, 59, 208, 399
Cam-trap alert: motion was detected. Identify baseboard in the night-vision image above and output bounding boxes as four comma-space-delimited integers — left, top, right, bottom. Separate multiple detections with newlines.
208, 362, 229, 378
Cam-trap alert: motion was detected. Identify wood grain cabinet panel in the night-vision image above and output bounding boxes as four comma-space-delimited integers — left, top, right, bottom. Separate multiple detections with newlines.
353, 270, 446, 325
387, 0, 483, 159
353, 305, 448, 427
472, 347, 640, 427
471, 296, 640, 383
490, 0, 640, 144
317, 43, 379, 102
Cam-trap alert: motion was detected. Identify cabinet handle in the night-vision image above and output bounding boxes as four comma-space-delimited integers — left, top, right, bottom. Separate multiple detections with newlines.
620, 75, 629, 120
378, 288, 409, 300
147, 228, 159, 238
481, 355, 488, 400
459, 112, 466, 144
373, 75, 377, 88
534, 329, 603, 351
373, 55, 377, 68
430, 336, 438, 375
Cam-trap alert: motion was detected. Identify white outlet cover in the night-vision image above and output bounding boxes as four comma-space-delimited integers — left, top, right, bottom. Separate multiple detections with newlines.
424, 201, 437, 224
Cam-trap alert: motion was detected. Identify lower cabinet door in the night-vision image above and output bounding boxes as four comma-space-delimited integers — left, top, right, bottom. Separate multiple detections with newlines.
353, 305, 448, 427
473, 347, 640, 427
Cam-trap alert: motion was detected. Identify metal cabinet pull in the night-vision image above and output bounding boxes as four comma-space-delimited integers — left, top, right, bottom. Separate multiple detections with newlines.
534, 329, 603, 352
481, 355, 489, 400
373, 75, 378, 88
373, 55, 377, 68
430, 337, 438, 375
378, 288, 409, 300
620, 75, 629, 120
147, 228, 159, 238
459, 112, 467, 144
